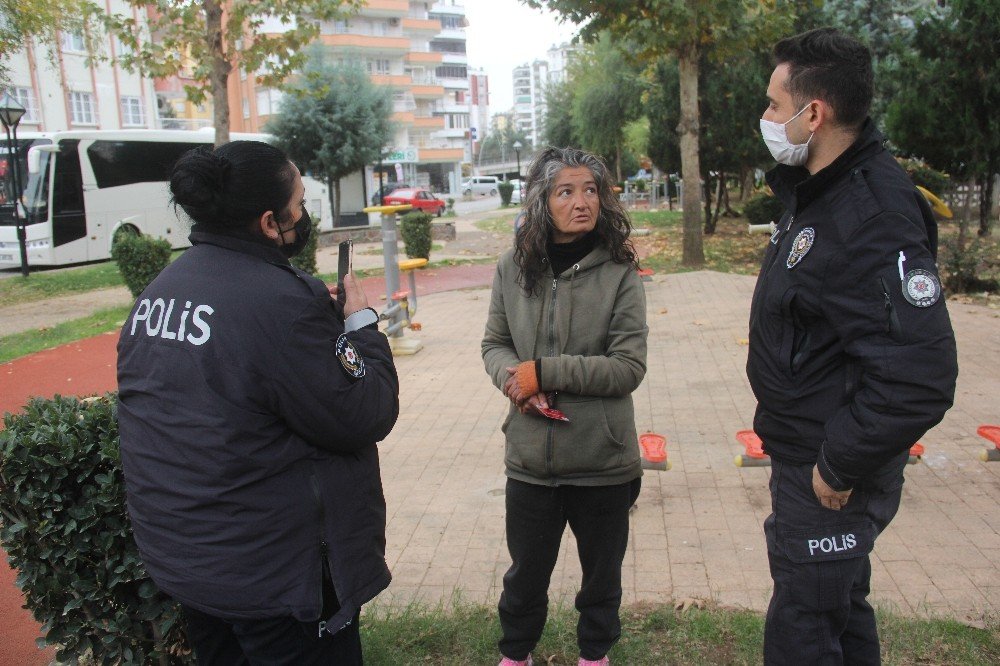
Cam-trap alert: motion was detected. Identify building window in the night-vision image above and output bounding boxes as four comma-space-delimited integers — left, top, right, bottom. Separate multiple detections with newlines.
334, 20, 349, 34
367, 59, 391, 75
432, 15, 465, 30
255, 88, 284, 117
60, 31, 86, 53
6, 87, 39, 123
454, 90, 465, 104
68, 91, 96, 125
435, 65, 467, 79
120, 96, 145, 126
242, 97, 250, 119
429, 39, 466, 54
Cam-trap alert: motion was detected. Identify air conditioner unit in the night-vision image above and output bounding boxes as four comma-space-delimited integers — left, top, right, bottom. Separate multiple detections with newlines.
388, 18, 399, 26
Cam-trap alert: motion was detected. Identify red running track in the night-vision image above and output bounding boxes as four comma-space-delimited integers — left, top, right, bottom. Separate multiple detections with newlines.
0, 262, 495, 664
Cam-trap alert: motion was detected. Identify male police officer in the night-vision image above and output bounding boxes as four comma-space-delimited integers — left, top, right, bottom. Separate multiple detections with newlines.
747, 28, 958, 665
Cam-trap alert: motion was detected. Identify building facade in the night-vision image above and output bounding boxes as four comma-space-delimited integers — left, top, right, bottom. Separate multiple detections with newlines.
2, 1, 159, 134
230, 0, 472, 195
511, 59, 547, 147
468, 66, 489, 161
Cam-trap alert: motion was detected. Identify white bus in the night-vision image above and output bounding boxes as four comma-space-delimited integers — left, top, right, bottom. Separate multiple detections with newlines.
0, 130, 333, 269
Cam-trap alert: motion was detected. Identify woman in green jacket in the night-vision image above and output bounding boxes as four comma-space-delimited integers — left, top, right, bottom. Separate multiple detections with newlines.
482, 147, 648, 666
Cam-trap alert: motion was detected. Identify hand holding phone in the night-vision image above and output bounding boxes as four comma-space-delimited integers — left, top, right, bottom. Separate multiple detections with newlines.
337, 240, 352, 305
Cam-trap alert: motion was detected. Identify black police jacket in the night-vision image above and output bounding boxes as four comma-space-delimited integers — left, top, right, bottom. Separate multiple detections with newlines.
747, 120, 958, 491
117, 230, 399, 632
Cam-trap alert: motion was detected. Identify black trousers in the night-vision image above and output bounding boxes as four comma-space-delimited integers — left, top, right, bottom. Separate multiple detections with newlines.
498, 477, 641, 661
180, 573, 363, 666
763, 453, 907, 666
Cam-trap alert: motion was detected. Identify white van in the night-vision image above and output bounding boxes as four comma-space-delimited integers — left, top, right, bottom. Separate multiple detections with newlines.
462, 176, 500, 196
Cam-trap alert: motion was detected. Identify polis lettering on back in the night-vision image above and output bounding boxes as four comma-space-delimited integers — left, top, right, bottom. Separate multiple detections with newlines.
129, 298, 214, 346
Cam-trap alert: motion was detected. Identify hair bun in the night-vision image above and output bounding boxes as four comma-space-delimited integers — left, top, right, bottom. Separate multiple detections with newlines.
169, 146, 228, 225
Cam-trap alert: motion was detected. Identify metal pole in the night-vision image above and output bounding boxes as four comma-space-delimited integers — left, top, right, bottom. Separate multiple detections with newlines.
377, 155, 385, 206
381, 213, 403, 338
4, 125, 27, 277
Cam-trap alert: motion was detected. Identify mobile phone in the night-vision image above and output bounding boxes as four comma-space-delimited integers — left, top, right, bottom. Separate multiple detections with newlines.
337, 240, 352, 305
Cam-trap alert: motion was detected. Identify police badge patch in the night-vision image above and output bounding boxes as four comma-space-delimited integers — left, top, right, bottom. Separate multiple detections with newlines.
786, 227, 815, 269
902, 269, 941, 308
335, 334, 365, 379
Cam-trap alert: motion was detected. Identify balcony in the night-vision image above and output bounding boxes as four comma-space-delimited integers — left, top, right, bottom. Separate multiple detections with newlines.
359, 0, 408, 17
413, 116, 446, 129
401, 17, 442, 34
392, 111, 415, 124
410, 84, 445, 99
371, 74, 413, 87
321, 34, 409, 53
405, 51, 443, 64
419, 147, 464, 162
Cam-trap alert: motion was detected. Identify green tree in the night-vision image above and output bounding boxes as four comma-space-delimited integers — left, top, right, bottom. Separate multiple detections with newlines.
103, 0, 361, 146
569, 34, 645, 182
478, 124, 531, 165
267, 49, 393, 228
885, 0, 1000, 237
526, 0, 795, 266
542, 79, 576, 148
0, 0, 102, 83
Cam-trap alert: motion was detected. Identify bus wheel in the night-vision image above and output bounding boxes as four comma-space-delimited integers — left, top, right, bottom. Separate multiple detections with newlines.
112, 225, 140, 246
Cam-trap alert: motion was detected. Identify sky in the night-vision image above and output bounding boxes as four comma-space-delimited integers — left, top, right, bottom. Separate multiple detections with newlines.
464, 0, 581, 113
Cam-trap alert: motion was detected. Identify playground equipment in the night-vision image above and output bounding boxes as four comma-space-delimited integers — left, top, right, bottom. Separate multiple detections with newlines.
978, 425, 1000, 462
639, 432, 670, 471
734, 429, 925, 467
361, 204, 423, 356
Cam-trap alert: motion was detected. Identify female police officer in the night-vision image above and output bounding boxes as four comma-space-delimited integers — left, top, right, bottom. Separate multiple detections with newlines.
117, 141, 399, 664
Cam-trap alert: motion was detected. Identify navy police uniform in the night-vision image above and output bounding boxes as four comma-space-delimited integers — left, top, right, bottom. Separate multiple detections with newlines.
117, 230, 399, 663
747, 120, 958, 664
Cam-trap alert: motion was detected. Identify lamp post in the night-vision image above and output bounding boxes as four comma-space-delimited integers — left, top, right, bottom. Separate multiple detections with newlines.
0, 93, 28, 277
512, 140, 522, 182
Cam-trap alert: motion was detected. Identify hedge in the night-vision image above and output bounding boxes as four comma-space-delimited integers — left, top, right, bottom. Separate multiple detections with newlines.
742, 193, 786, 227
111, 232, 172, 298
498, 180, 514, 207
0, 395, 191, 664
400, 211, 433, 260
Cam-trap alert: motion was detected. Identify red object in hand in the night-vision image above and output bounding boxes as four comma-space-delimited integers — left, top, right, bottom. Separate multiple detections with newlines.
536, 405, 570, 422
639, 433, 667, 463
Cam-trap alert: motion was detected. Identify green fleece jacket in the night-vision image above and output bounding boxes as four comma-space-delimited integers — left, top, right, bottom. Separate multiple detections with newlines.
481, 244, 648, 486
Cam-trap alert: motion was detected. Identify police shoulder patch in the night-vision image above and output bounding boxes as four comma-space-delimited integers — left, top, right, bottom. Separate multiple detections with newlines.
786, 227, 815, 269
902, 269, 941, 308
336, 333, 365, 379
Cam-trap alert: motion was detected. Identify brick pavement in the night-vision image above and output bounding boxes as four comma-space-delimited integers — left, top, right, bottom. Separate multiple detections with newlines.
377, 270, 1000, 624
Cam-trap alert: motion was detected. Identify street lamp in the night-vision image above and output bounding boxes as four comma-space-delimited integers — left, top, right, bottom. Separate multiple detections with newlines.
0, 93, 28, 277
512, 140, 522, 182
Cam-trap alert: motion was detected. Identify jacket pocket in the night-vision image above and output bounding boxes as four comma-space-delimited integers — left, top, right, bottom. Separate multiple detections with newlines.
503, 408, 548, 474
552, 396, 631, 476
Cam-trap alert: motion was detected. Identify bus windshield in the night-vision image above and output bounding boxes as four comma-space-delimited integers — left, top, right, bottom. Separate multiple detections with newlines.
1, 138, 50, 226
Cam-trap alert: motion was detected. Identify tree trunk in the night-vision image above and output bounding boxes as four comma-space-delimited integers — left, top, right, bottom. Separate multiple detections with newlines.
702, 172, 713, 234
327, 176, 335, 225
615, 143, 622, 184
677, 45, 704, 266
205, 0, 230, 146
333, 178, 342, 228
979, 170, 995, 237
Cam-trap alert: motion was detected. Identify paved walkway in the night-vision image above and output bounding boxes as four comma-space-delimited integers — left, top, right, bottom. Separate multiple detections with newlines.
1, 270, 998, 664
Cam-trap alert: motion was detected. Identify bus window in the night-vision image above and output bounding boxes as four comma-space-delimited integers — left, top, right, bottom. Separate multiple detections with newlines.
88, 140, 204, 189
0, 138, 38, 226
22, 148, 51, 225
52, 140, 86, 247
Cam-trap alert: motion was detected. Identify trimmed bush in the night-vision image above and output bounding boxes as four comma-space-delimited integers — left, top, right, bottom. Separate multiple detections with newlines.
0, 395, 191, 664
743, 193, 786, 227
939, 236, 1000, 294
498, 180, 515, 206
111, 231, 172, 298
290, 212, 320, 275
400, 211, 433, 259
897, 157, 950, 195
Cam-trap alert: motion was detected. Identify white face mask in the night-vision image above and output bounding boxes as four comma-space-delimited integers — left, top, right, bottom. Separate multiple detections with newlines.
760, 104, 813, 166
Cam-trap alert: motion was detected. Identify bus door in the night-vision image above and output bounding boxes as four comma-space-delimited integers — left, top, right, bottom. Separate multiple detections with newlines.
50, 139, 89, 264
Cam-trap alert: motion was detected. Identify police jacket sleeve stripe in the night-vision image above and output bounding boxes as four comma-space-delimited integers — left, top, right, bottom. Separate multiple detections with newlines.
272, 297, 400, 453
818, 210, 957, 488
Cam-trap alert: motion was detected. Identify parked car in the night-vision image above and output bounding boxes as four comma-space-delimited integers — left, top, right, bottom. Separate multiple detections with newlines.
461, 176, 500, 196
509, 179, 524, 205
383, 188, 447, 217
371, 182, 411, 205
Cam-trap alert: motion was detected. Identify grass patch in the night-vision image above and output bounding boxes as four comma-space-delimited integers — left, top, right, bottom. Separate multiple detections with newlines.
360, 600, 1000, 665
0, 305, 133, 364
0, 251, 184, 307
630, 209, 684, 229
475, 214, 516, 234
639, 214, 765, 276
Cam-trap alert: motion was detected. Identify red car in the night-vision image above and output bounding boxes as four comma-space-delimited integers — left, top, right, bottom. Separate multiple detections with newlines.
383, 188, 447, 217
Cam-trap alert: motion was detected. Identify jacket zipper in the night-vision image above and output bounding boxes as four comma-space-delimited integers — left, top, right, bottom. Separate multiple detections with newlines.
545, 277, 558, 477
310, 473, 332, 637
878, 276, 903, 341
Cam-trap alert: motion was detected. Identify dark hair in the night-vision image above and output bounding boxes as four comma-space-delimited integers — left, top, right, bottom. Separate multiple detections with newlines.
773, 27, 873, 128
169, 140, 298, 229
514, 147, 637, 294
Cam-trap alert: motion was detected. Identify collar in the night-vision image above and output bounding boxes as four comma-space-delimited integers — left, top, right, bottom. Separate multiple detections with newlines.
766, 118, 885, 213
189, 227, 290, 266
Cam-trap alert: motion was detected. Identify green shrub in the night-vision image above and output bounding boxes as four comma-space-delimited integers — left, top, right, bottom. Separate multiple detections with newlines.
939, 235, 1000, 293
0, 395, 191, 664
111, 231, 172, 298
897, 157, 951, 196
498, 180, 515, 206
400, 211, 433, 259
290, 211, 320, 274
743, 193, 786, 227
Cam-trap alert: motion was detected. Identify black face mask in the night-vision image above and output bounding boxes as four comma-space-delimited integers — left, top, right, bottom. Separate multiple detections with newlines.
276, 209, 311, 258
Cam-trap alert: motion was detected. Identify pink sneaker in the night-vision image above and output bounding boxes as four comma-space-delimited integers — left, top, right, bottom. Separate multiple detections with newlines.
578, 658, 609, 666
498, 657, 532, 666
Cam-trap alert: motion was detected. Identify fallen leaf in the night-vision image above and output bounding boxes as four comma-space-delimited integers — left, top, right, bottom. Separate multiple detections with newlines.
737, 338, 749, 345
658, 308, 668, 315
674, 597, 707, 613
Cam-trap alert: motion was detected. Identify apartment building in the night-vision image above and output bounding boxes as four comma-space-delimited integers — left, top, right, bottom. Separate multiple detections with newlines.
468, 66, 490, 158
231, 0, 473, 196
2, 1, 159, 134
511, 59, 548, 147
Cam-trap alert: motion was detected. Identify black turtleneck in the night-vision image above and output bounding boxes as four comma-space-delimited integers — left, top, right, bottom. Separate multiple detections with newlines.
547, 231, 597, 277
